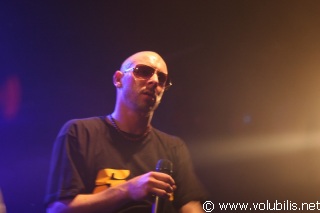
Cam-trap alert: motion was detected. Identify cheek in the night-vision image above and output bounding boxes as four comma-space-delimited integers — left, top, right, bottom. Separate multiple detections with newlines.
122, 76, 139, 91
126, 75, 143, 89
121, 79, 141, 100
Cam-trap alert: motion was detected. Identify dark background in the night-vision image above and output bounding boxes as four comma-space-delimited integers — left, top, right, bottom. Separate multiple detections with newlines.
1, 1, 320, 212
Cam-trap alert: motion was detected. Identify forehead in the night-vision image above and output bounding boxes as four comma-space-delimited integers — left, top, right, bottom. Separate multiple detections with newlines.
122, 51, 168, 74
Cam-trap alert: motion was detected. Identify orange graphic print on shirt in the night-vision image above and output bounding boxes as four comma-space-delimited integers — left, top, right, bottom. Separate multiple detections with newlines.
93, 168, 174, 201
93, 169, 130, 193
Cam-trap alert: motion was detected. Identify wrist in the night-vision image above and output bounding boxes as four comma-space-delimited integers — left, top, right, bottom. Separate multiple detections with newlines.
110, 182, 132, 203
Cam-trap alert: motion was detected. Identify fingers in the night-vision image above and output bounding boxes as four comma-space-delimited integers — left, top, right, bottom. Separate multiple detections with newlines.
126, 172, 177, 201
149, 180, 174, 197
146, 172, 176, 197
150, 171, 175, 186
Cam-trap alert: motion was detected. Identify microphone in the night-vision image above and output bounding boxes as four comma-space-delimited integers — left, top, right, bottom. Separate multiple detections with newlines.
152, 159, 173, 213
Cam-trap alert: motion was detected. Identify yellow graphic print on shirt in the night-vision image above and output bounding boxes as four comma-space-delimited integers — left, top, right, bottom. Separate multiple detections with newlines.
93, 168, 174, 201
93, 168, 130, 193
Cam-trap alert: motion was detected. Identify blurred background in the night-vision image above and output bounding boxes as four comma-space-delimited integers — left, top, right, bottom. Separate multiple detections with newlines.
1, 0, 320, 212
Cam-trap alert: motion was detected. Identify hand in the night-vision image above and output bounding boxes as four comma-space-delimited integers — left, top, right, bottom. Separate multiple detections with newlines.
125, 172, 176, 201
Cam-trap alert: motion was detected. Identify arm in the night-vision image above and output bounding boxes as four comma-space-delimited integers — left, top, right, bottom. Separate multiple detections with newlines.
47, 172, 176, 213
179, 201, 204, 213
47, 186, 128, 213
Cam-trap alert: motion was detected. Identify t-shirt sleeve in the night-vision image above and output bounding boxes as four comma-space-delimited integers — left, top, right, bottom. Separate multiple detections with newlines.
44, 120, 88, 206
171, 138, 208, 209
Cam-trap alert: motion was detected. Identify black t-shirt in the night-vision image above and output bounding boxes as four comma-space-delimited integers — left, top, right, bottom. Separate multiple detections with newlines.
45, 116, 206, 213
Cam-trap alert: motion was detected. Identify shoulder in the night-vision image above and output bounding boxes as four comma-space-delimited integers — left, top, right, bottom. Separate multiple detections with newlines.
151, 128, 186, 147
58, 116, 106, 137
152, 128, 181, 140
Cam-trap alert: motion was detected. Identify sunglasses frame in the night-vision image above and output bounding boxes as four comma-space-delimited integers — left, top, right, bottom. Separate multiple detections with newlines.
123, 64, 172, 90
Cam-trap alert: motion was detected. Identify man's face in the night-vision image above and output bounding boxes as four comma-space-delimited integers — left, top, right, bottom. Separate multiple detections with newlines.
119, 53, 168, 113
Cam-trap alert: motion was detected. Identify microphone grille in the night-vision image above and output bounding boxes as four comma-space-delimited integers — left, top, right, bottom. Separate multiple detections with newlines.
155, 159, 173, 175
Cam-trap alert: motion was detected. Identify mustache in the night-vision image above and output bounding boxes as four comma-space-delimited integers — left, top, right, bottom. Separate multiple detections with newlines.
141, 88, 156, 96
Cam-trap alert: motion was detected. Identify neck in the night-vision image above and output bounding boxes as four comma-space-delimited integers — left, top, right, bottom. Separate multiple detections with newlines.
111, 108, 153, 135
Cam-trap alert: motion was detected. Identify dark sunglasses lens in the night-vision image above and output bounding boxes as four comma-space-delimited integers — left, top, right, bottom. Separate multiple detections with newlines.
134, 65, 169, 88
157, 72, 167, 86
134, 65, 154, 78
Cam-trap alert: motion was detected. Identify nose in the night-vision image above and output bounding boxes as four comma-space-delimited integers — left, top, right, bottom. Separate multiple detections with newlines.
147, 72, 159, 87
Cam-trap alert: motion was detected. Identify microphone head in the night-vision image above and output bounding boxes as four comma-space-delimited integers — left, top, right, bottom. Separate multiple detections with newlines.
155, 159, 173, 176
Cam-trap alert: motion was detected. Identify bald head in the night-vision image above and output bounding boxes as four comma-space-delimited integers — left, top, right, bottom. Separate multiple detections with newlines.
112, 51, 169, 116
120, 51, 168, 74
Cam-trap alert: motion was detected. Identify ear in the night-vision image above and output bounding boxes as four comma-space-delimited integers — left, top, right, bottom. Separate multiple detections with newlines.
113, 71, 123, 88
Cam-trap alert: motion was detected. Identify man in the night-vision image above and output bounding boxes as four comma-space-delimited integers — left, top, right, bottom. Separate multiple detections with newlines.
45, 51, 206, 212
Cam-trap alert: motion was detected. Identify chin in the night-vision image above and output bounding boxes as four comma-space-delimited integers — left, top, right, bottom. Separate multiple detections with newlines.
139, 103, 159, 114
150, 100, 161, 110
136, 99, 161, 113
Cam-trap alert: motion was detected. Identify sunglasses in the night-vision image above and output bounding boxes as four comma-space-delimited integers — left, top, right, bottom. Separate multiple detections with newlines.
124, 64, 172, 90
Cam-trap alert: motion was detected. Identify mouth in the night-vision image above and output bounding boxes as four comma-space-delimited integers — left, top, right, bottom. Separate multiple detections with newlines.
142, 90, 156, 100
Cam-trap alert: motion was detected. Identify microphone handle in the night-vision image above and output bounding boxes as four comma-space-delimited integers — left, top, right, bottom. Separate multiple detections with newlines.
151, 159, 173, 213
152, 196, 164, 213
